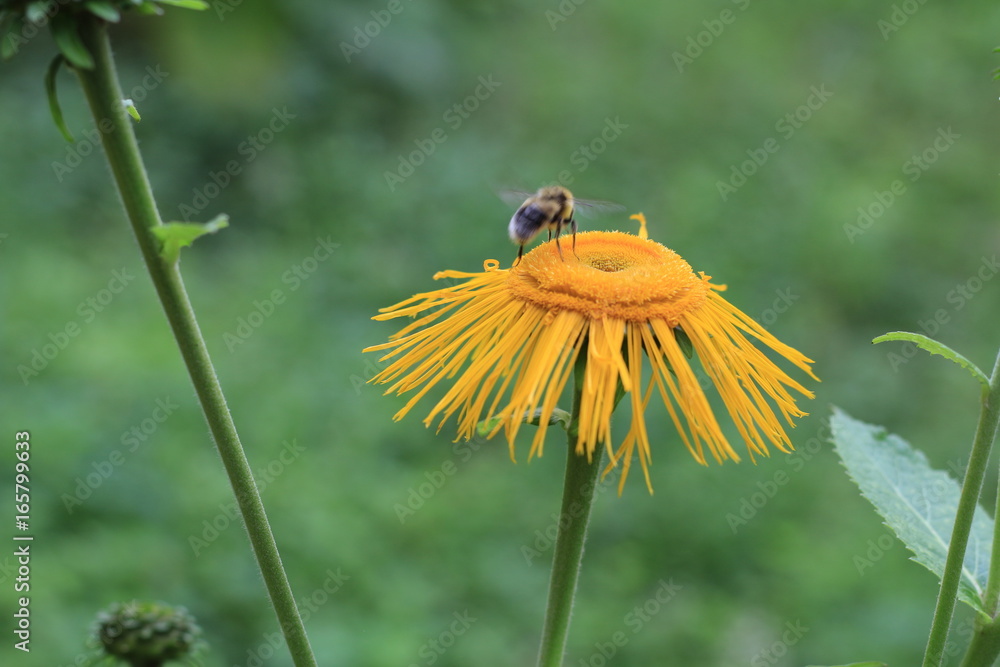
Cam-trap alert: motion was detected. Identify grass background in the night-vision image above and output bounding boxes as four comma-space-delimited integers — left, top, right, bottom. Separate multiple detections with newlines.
2, 1, 1000, 665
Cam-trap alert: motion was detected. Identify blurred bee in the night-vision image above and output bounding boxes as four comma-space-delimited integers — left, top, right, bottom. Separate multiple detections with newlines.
502, 186, 623, 264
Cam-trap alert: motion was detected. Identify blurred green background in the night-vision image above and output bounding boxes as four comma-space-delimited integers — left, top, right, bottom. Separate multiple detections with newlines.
2, 1, 1000, 665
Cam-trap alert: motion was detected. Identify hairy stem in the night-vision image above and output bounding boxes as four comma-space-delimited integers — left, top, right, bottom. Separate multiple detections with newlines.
536, 353, 603, 667
74, 16, 316, 667
925, 349, 1000, 667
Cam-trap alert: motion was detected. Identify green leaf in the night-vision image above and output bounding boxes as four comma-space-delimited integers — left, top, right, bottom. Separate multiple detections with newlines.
156, 0, 210, 9
1, 12, 21, 60
476, 407, 573, 437
805, 663, 887, 667
152, 215, 229, 263
873, 331, 989, 389
45, 55, 74, 142
50, 12, 94, 69
84, 1, 122, 22
475, 416, 502, 437
123, 99, 141, 121
674, 326, 694, 359
133, 2, 165, 15
830, 408, 993, 616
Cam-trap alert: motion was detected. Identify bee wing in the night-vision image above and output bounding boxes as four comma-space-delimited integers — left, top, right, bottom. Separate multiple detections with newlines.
497, 189, 534, 208
572, 198, 626, 218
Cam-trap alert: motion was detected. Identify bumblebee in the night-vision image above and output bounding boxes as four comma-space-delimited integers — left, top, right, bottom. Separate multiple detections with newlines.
505, 186, 622, 264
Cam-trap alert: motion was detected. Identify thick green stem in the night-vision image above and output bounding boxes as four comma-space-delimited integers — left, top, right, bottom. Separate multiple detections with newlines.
960, 622, 1000, 667
536, 355, 603, 667
73, 17, 316, 667
979, 350, 1000, 613
924, 349, 1000, 667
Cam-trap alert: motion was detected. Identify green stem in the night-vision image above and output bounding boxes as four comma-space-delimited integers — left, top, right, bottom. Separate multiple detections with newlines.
924, 349, 1000, 667
73, 17, 316, 667
536, 354, 603, 667
960, 622, 1000, 667
978, 350, 1000, 613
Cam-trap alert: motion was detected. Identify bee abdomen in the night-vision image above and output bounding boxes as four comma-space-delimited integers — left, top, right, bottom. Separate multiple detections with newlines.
509, 204, 549, 243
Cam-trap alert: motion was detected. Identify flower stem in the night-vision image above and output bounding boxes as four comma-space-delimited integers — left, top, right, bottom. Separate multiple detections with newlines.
536, 353, 603, 667
960, 622, 1000, 667
977, 349, 1000, 614
73, 16, 316, 667
924, 348, 1000, 667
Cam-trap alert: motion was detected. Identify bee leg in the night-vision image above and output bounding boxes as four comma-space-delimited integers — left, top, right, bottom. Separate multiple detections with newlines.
570, 218, 578, 259
554, 227, 565, 260
514, 244, 524, 266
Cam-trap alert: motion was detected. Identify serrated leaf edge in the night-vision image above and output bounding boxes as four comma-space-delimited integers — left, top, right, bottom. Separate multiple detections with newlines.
830, 408, 989, 614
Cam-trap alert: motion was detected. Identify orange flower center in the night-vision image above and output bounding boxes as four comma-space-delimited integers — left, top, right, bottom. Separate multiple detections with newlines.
506, 231, 710, 324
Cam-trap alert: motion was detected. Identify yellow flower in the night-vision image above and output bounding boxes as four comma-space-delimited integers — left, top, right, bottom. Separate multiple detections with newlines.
365, 216, 817, 492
